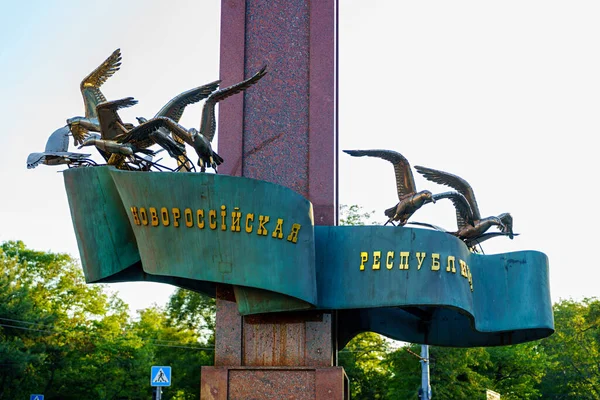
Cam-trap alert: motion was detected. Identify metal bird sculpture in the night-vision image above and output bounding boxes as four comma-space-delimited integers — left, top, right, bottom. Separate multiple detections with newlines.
344, 149, 436, 225
78, 97, 157, 168
414, 165, 515, 245
198, 65, 267, 147
127, 116, 223, 172
131, 66, 268, 172
27, 125, 94, 169
138, 80, 221, 170
134, 116, 192, 169
67, 48, 122, 146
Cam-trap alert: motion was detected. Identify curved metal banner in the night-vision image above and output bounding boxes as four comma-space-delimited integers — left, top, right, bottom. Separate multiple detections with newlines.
315, 226, 553, 347
63, 167, 554, 347
64, 166, 316, 310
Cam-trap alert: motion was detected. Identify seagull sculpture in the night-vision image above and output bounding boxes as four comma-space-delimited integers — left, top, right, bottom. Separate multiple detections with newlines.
414, 165, 514, 246
137, 80, 221, 170
127, 66, 268, 172
197, 66, 267, 160
344, 149, 435, 225
78, 98, 157, 168
27, 125, 93, 169
66, 48, 123, 146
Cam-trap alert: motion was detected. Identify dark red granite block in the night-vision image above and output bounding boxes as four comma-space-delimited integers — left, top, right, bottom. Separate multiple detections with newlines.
306, 313, 333, 367
200, 367, 228, 400
315, 368, 348, 400
218, 0, 338, 226
214, 284, 242, 366
200, 366, 348, 400
242, 311, 332, 367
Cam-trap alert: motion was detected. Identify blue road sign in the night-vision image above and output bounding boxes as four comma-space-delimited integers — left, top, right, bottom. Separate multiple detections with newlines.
151, 366, 171, 387
30, 395, 44, 400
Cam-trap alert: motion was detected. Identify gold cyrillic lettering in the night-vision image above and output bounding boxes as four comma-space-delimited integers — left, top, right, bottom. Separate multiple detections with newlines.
131, 207, 140, 225
446, 256, 456, 273
431, 253, 440, 271
184, 208, 193, 228
271, 218, 284, 239
139, 208, 148, 226
399, 251, 410, 270
231, 208, 241, 232
149, 207, 159, 226
160, 207, 169, 226
220, 205, 227, 231
257, 215, 270, 236
416, 252, 426, 270
360, 252, 368, 271
373, 251, 381, 270
172, 208, 181, 227
197, 209, 205, 229
209, 210, 217, 230
459, 259, 468, 278
286, 223, 301, 243
245, 213, 254, 233
386, 251, 394, 269
468, 269, 473, 291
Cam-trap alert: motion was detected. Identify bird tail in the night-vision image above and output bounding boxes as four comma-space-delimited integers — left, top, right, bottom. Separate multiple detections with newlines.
137, 148, 155, 156
212, 151, 224, 165
384, 205, 396, 219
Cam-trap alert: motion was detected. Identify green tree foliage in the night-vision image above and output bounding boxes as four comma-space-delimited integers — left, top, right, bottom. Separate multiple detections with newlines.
339, 204, 375, 226
5, 235, 600, 398
539, 298, 600, 399
338, 332, 391, 399
0, 241, 214, 400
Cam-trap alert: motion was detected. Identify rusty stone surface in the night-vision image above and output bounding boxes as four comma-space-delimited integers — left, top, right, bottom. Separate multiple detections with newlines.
200, 366, 348, 400
215, 284, 242, 366
218, 0, 338, 226
315, 368, 348, 400
306, 313, 334, 366
200, 366, 228, 400
243, 311, 332, 367
230, 369, 315, 400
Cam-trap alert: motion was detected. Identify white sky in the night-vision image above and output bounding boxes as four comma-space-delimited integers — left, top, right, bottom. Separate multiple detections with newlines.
1, 0, 599, 313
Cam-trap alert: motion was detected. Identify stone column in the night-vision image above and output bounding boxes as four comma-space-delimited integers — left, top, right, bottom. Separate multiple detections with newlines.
201, 0, 344, 399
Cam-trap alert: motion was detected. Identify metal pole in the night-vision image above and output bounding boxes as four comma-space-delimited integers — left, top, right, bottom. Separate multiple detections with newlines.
420, 345, 432, 399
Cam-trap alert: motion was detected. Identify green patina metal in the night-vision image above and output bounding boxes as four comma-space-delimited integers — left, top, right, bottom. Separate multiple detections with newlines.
316, 226, 553, 347
64, 167, 554, 347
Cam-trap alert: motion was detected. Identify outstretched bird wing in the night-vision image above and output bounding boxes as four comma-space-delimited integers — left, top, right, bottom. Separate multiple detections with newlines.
414, 165, 481, 221
80, 49, 122, 120
432, 191, 475, 229
120, 117, 193, 148
153, 80, 220, 170
71, 49, 122, 146
343, 149, 417, 199
44, 125, 71, 153
154, 80, 221, 122
96, 97, 138, 141
201, 65, 268, 142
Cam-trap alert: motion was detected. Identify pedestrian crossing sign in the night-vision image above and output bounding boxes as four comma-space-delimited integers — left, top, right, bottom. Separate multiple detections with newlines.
151, 366, 172, 387
30, 396, 44, 400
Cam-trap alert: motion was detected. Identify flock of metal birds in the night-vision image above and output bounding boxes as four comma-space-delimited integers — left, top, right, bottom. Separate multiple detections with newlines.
27, 49, 267, 172
25, 49, 511, 250
344, 149, 515, 250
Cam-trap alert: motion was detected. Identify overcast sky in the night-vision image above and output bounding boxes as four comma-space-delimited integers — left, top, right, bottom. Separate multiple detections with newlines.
2, 0, 599, 313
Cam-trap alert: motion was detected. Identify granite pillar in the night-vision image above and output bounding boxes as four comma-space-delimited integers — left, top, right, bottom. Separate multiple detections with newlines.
203, 0, 341, 398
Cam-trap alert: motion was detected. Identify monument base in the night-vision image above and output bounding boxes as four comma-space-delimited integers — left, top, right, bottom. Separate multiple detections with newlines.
200, 366, 349, 400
